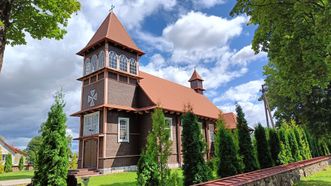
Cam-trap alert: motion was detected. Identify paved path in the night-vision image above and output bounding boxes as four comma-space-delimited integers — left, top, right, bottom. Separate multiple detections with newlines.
0, 179, 31, 186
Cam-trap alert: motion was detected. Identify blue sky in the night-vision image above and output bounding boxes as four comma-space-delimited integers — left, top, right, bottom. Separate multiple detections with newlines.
0, 0, 269, 152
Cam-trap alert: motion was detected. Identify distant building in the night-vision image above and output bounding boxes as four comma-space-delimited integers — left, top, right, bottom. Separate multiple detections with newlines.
0, 138, 27, 166
72, 12, 237, 174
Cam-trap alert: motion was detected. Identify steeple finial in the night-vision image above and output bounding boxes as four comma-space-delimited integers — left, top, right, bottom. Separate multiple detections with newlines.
109, 4, 115, 12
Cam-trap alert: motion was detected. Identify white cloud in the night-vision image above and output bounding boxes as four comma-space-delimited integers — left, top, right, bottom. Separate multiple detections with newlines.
80, 0, 177, 30
192, 0, 226, 8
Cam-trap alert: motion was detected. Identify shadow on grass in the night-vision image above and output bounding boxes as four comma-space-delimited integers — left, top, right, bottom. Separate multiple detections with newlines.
296, 180, 331, 186
0, 175, 33, 181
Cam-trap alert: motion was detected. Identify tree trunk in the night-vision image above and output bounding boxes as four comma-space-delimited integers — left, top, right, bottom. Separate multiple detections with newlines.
0, 0, 11, 73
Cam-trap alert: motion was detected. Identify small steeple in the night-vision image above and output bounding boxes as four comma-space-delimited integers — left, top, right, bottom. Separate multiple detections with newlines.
188, 70, 205, 94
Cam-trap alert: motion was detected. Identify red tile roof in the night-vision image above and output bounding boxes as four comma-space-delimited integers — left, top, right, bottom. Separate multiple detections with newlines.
189, 70, 204, 82
0, 138, 27, 156
139, 71, 221, 119
222, 112, 237, 129
77, 12, 144, 56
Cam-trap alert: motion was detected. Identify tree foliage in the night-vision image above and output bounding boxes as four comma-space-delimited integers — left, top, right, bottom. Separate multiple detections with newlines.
26, 135, 42, 165
0, 148, 4, 174
182, 109, 211, 185
236, 105, 259, 172
268, 128, 281, 165
4, 154, 12, 172
254, 124, 273, 168
18, 157, 24, 171
32, 92, 69, 186
216, 118, 243, 177
69, 153, 78, 170
137, 108, 172, 186
231, 0, 331, 137
0, 0, 80, 72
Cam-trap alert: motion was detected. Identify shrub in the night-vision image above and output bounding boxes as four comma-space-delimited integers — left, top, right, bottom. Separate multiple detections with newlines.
69, 153, 78, 170
254, 124, 273, 168
268, 128, 281, 165
19, 157, 24, 171
216, 118, 243, 177
4, 154, 12, 172
182, 109, 212, 185
278, 123, 293, 164
236, 105, 259, 172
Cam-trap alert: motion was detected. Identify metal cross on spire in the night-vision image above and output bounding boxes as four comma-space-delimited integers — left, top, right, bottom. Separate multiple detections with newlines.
109, 4, 115, 12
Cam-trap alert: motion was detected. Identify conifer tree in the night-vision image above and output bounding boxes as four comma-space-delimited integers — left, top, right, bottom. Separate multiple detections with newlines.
216, 118, 243, 177
287, 123, 302, 161
182, 108, 211, 185
32, 92, 69, 186
4, 154, 12, 172
18, 157, 24, 171
137, 108, 172, 185
278, 123, 293, 164
0, 148, 3, 174
69, 153, 78, 170
254, 124, 273, 168
268, 128, 281, 165
236, 105, 259, 172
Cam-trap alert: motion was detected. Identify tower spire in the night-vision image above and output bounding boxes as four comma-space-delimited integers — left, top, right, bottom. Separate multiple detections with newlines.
188, 70, 205, 94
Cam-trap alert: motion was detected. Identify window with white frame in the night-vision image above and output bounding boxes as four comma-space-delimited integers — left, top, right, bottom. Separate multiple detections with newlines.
83, 112, 99, 136
165, 117, 173, 140
84, 58, 91, 75
98, 50, 104, 69
209, 124, 215, 142
118, 117, 129, 142
109, 51, 117, 69
119, 55, 127, 72
91, 54, 98, 72
129, 58, 137, 74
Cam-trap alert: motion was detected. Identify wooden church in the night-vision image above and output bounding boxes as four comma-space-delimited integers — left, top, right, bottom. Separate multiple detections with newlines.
72, 12, 237, 174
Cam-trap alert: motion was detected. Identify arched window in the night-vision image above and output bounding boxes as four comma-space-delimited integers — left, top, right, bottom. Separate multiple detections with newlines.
109, 51, 117, 69
85, 58, 91, 75
98, 50, 104, 69
119, 55, 127, 72
91, 55, 98, 72
129, 58, 137, 74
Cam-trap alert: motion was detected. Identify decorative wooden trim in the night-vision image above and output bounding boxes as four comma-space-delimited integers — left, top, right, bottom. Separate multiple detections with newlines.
205, 121, 210, 160
99, 154, 140, 159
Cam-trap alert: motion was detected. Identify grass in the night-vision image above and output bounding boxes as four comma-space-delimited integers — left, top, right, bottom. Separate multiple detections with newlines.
295, 166, 331, 186
0, 170, 34, 181
78, 169, 183, 186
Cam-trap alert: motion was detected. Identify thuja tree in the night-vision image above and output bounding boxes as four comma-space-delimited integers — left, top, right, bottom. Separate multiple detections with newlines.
287, 121, 302, 162
293, 126, 311, 160
18, 157, 24, 171
254, 124, 273, 168
32, 92, 69, 186
278, 123, 293, 164
182, 109, 211, 185
216, 117, 243, 177
137, 108, 172, 185
236, 105, 259, 172
268, 128, 281, 165
4, 154, 12, 172
0, 148, 3, 174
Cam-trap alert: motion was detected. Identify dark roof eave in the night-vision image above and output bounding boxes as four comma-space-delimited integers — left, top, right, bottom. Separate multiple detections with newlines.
77, 38, 145, 56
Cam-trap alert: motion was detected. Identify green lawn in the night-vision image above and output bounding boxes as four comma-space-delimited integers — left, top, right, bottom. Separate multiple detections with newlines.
295, 166, 331, 186
0, 170, 34, 181
78, 169, 183, 186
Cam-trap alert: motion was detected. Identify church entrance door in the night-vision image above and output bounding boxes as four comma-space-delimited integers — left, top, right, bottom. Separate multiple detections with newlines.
83, 139, 97, 169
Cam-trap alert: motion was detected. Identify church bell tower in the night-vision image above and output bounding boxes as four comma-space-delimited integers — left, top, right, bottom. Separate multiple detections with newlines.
188, 70, 205, 94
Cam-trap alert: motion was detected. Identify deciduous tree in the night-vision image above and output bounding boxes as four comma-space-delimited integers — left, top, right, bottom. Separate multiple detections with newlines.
0, 0, 80, 72
231, 0, 331, 137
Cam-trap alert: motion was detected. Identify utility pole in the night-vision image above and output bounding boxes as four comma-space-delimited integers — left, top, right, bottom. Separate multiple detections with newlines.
259, 84, 275, 128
